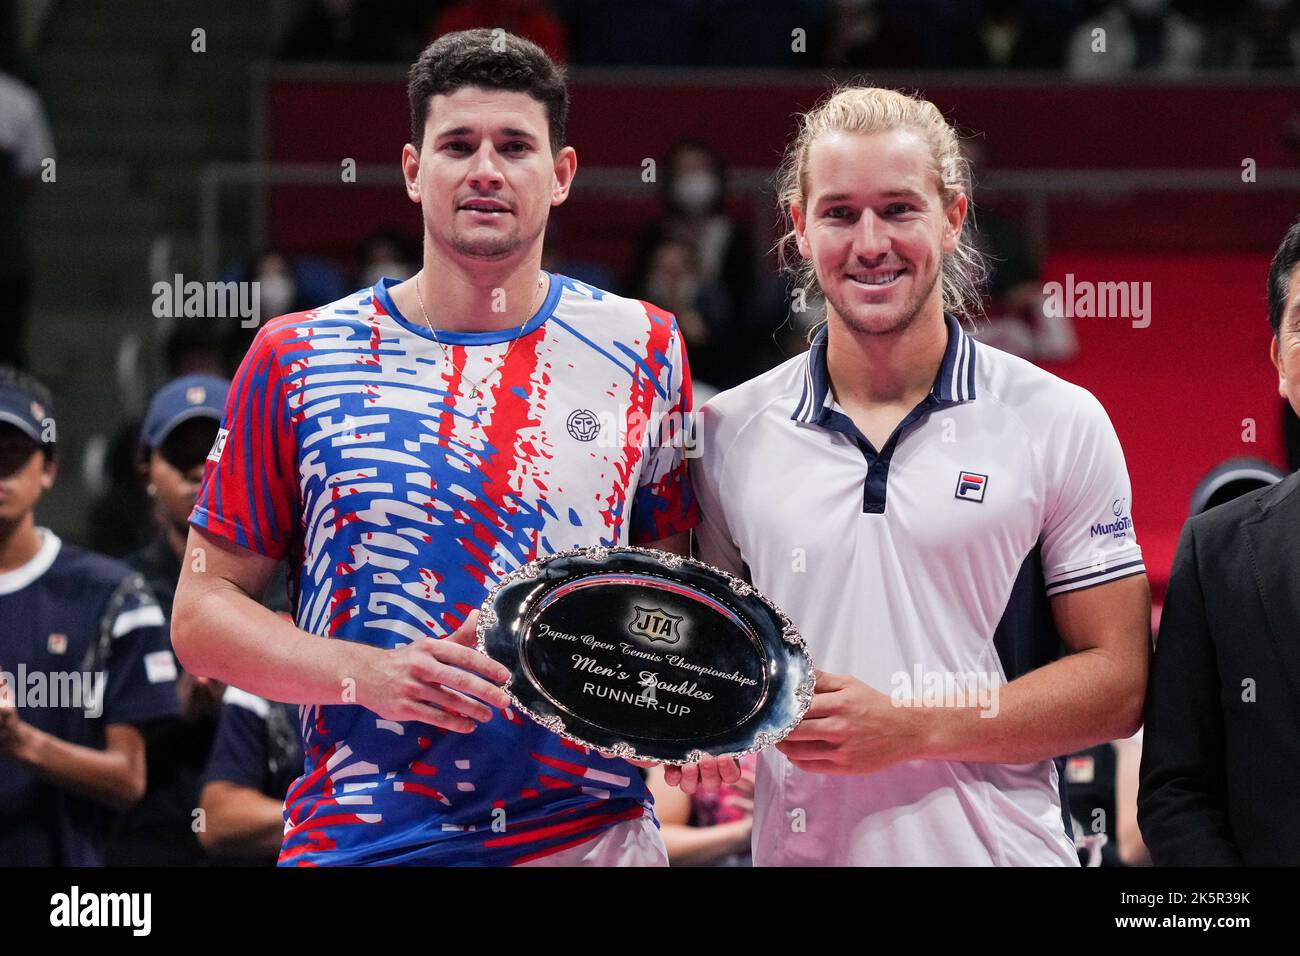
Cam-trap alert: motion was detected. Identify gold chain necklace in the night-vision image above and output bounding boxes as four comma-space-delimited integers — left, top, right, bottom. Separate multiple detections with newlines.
414, 270, 545, 400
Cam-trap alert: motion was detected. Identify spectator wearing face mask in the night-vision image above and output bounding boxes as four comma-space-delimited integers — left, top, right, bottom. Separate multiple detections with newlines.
223, 251, 347, 373
250, 251, 303, 320
628, 140, 758, 382
222, 251, 304, 373
634, 237, 732, 396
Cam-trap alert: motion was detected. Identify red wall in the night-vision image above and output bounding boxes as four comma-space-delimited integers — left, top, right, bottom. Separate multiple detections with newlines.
1040, 251, 1286, 592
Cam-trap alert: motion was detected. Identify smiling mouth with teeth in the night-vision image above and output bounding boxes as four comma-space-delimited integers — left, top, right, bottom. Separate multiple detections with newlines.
850, 269, 904, 286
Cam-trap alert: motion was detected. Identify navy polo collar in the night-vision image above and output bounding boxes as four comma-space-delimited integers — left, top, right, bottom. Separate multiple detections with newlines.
792, 312, 978, 426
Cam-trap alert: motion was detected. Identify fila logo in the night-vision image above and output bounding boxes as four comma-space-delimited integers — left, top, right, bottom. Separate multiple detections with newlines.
207, 427, 229, 463
1066, 755, 1096, 784
955, 471, 988, 503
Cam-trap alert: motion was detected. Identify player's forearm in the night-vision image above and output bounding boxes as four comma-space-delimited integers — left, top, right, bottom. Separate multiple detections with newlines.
12, 726, 144, 810
198, 782, 286, 859
915, 646, 1145, 764
172, 579, 381, 707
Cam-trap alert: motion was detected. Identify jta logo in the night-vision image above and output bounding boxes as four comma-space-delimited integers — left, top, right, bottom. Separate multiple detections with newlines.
628, 606, 683, 644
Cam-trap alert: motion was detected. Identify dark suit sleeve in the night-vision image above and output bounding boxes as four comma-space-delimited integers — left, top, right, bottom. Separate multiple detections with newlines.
1137, 519, 1243, 865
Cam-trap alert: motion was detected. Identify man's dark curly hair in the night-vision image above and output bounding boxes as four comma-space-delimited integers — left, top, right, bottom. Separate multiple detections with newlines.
407, 29, 569, 153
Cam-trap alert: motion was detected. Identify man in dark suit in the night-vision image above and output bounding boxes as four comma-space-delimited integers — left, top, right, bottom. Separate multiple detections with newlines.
1138, 215, 1300, 865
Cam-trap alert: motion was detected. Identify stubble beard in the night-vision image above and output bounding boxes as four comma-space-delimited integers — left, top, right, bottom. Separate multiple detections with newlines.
445, 212, 547, 262
826, 262, 940, 338
450, 227, 521, 260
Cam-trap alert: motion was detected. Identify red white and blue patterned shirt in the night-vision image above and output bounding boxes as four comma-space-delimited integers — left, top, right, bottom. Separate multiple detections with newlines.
190, 274, 698, 865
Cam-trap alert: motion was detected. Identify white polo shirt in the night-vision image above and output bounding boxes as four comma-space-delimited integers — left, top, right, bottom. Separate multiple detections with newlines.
691, 314, 1145, 866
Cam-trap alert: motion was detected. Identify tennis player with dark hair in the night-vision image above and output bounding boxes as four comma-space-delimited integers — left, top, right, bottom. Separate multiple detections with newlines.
172, 30, 698, 866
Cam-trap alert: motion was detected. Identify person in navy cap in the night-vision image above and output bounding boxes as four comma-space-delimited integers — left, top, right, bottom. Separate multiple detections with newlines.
104, 374, 232, 864
106, 374, 293, 865
0, 365, 180, 865
130, 373, 233, 621
120, 384, 303, 866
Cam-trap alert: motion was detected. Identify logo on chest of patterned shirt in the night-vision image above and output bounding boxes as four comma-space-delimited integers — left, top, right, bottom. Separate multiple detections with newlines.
566, 409, 601, 442
954, 471, 988, 502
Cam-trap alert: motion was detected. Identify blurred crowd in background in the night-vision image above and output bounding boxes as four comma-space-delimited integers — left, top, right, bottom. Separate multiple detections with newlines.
276, 0, 1300, 74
